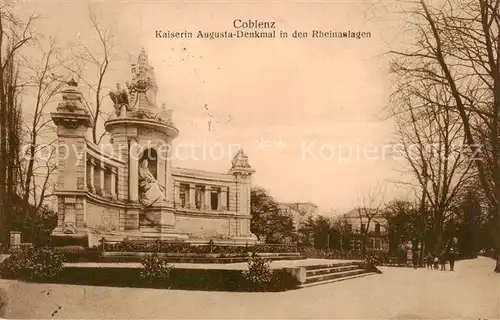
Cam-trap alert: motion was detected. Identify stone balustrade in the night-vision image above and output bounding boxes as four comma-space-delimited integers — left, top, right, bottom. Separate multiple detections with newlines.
85, 141, 125, 201
174, 181, 229, 211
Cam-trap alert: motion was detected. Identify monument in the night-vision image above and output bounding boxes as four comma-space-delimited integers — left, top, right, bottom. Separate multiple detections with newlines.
50, 48, 258, 246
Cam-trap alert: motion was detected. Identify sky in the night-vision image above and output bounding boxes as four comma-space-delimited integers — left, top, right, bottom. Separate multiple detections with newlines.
17, 0, 416, 215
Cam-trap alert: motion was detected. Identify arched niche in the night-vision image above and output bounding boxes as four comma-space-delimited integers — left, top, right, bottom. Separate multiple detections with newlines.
139, 147, 158, 179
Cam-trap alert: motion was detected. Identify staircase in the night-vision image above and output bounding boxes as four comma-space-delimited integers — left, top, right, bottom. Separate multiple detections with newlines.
300, 261, 378, 288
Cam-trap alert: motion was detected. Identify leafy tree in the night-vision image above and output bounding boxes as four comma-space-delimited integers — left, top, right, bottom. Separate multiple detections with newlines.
297, 215, 315, 246
250, 187, 296, 244
312, 216, 331, 249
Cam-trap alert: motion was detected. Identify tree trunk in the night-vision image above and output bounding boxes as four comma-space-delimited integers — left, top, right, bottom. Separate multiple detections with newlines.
495, 204, 500, 272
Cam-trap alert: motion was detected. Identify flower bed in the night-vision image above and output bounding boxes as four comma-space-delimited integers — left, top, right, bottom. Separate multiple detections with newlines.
46, 266, 299, 292
103, 240, 298, 254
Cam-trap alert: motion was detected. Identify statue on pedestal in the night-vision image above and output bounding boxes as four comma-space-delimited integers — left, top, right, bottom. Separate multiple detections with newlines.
231, 149, 251, 169
138, 159, 165, 207
109, 83, 130, 116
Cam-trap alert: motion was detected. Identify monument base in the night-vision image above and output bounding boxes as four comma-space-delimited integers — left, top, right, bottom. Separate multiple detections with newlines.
50, 228, 89, 247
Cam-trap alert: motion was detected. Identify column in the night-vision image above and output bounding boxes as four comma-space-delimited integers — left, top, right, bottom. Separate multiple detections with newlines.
189, 184, 196, 208
204, 186, 212, 210
157, 156, 166, 193
165, 143, 173, 202
174, 181, 181, 207
238, 174, 250, 215
220, 187, 228, 210
99, 162, 105, 195
89, 159, 95, 192
111, 167, 117, 198
129, 139, 139, 202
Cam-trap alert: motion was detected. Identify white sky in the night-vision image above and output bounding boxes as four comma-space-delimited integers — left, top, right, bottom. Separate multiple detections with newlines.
17, 0, 416, 214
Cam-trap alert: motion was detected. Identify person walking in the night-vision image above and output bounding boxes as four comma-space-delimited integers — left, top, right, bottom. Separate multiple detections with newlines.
448, 248, 456, 271
412, 248, 419, 269
426, 254, 433, 270
439, 252, 447, 271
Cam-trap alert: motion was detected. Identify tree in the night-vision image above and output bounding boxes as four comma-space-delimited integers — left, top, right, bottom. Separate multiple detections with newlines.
389, 0, 500, 271
0, 4, 36, 245
61, 7, 118, 144
298, 215, 315, 246
390, 78, 475, 253
383, 200, 422, 255
250, 187, 296, 244
331, 217, 353, 251
356, 184, 386, 254
312, 215, 331, 250
20, 40, 64, 212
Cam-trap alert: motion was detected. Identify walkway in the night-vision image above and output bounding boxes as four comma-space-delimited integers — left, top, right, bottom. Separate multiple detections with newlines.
0, 257, 498, 319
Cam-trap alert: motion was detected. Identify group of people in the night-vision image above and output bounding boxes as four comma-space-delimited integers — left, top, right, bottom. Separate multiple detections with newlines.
424, 248, 456, 271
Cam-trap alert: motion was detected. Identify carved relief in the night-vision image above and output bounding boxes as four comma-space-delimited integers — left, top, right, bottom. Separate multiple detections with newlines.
86, 204, 119, 233
62, 221, 77, 234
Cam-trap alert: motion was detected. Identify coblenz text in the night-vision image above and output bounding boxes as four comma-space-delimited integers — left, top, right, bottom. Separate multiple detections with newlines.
233, 19, 276, 29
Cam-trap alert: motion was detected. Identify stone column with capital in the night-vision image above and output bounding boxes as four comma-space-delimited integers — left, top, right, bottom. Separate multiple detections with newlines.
220, 187, 228, 211
129, 138, 139, 202
89, 159, 95, 193
111, 167, 117, 199
204, 186, 212, 210
189, 184, 196, 208
174, 181, 181, 207
99, 163, 105, 196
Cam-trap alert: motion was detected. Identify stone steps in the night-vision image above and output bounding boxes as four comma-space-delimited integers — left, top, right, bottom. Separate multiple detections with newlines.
304, 261, 360, 270
300, 271, 378, 288
306, 265, 360, 277
299, 262, 378, 288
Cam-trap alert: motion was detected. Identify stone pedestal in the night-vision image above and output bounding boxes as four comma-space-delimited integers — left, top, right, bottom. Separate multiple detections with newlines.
136, 205, 187, 240
50, 80, 94, 245
125, 208, 140, 230
140, 206, 175, 227
9, 231, 21, 249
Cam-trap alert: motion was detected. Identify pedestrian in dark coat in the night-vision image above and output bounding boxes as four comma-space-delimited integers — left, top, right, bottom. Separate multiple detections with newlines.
439, 252, 447, 271
448, 248, 456, 271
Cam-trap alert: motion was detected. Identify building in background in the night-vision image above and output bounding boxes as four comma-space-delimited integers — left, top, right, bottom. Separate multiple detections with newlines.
279, 202, 318, 246
341, 208, 389, 252
278, 202, 318, 230
283, 202, 319, 216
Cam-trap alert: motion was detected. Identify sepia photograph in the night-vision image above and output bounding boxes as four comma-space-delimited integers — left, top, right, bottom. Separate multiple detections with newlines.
0, 0, 498, 318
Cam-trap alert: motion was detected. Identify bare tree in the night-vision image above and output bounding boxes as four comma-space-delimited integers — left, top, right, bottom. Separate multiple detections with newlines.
356, 183, 386, 255
389, 0, 500, 271
61, 7, 118, 144
390, 74, 475, 253
0, 4, 36, 244
20, 41, 65, 209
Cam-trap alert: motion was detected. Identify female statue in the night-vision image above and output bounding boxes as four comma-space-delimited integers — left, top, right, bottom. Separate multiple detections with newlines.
138, 159, 165, 207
